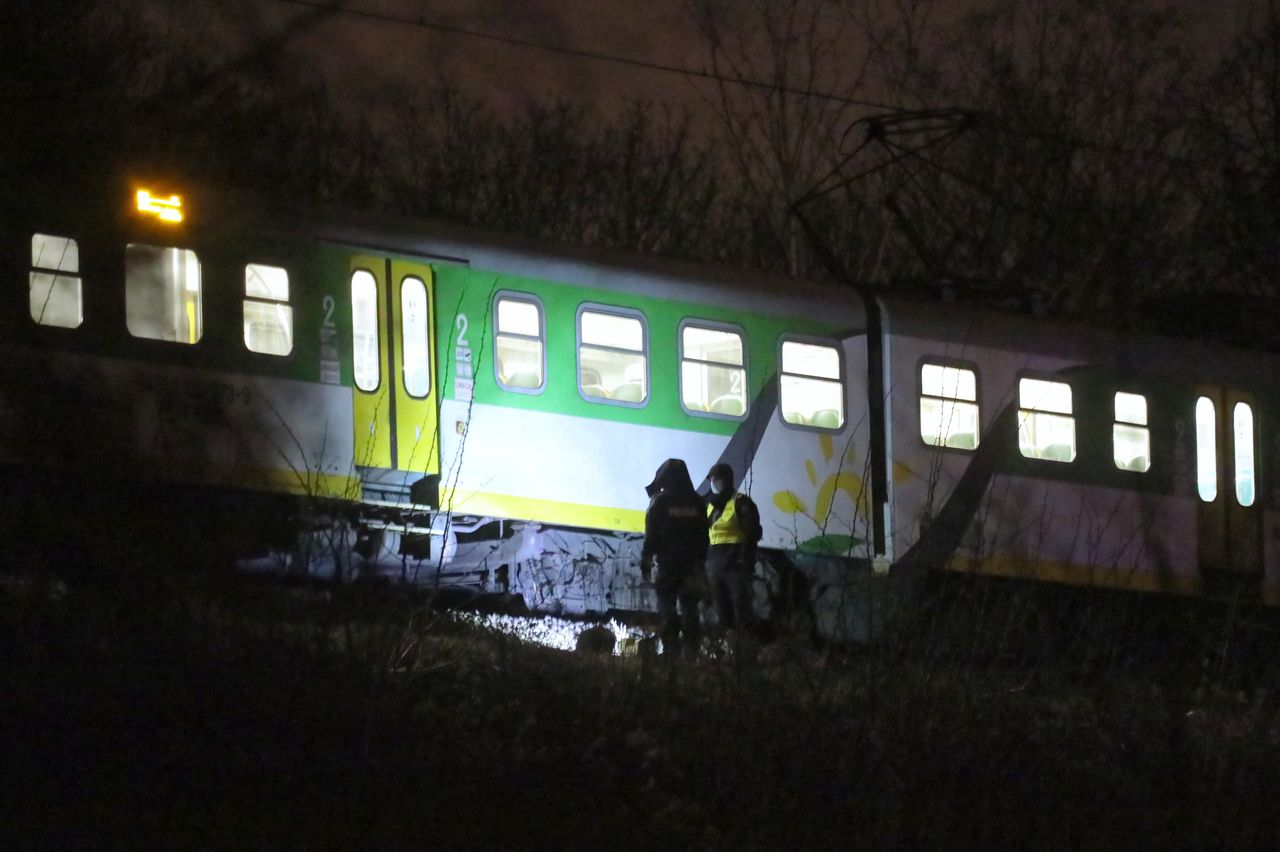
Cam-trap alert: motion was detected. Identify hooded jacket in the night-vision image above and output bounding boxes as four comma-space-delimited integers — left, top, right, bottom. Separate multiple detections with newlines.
640, 459, 709, 569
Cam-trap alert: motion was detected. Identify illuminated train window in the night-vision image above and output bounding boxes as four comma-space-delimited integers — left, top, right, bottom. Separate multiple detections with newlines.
780, 339, 844, 429
126, 243, 202, 344
1196, 396, 1217, 502
494, 294, 545, 393
1018, 377, 1075, 462
351, 270, 380, 392
1234, 402, 1255, 507
1113, 392, 1150, 472
680, 322, 746, 418
244, 264, 293, 356
30, 234, 83, 329
920, 362, 979, 450
578, 306, 647, 405
401, 276, 430, 398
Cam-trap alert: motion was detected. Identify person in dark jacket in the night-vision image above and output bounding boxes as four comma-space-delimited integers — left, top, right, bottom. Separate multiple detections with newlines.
640, 459, 709, 655
705, 462, 760, 634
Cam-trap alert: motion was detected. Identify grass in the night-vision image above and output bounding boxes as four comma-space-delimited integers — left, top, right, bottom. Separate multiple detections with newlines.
2, 560, 1280, 850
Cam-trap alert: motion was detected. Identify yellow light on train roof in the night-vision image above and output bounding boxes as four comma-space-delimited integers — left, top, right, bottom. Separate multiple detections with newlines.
135, 189, 183, 223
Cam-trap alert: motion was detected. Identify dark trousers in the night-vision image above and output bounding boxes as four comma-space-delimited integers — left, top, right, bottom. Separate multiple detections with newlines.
707, 543, 754, 630
655, 560, 701, 653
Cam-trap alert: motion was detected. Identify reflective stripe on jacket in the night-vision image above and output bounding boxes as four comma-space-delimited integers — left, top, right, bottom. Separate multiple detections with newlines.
708, 494, 743, 545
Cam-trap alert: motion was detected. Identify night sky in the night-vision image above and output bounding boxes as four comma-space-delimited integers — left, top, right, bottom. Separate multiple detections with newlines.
160, 0, 1261, 122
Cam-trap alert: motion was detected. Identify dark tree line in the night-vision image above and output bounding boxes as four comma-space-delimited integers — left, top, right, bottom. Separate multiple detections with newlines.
4, 0, 1278, 327
691, 0, 1280, 325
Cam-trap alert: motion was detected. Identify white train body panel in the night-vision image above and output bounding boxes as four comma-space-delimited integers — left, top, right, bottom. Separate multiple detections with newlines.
881, 296, 1280, 601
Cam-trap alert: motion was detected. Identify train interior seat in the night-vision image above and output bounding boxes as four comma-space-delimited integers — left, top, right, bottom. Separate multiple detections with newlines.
1040, 443, 1074, 463
809, 409, 841, 429
709, 395, 744, 416
504, 370, 540, 389
1122, 455, 1150, 472
610, 382, 645, 402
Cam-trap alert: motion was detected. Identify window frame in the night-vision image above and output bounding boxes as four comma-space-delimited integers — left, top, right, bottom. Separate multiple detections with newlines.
777, 334, 846, 432
350, 267, 382, 394
917, 357, 981, 452
124, 242, 204, 346
243, 262, 294, 358
492, 290, 547, 396
575, 302, 649, 408
1195, 395, 1218, 503
1233, 400, 1256, 508
399, 274, 432, 399
29, 232, 84, 330
1016, 372, 1076, 463
678, 318, 749, 421
1112, 390, 1151, 473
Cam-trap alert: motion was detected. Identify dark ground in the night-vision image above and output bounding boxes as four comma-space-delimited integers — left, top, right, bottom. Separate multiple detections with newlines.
3, 562, 1280, 851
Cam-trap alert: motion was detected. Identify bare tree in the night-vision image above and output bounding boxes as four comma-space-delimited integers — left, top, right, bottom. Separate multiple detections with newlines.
1, 0, 388, 212
686, 0, 896, 278
1191, 0, 1280, 298
384, 82, 725, 259
1, 0, 160, 184
866, 0, 1203, 316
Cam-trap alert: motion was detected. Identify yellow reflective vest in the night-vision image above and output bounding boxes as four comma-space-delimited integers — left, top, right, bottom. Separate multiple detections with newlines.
708, 495, 744, 545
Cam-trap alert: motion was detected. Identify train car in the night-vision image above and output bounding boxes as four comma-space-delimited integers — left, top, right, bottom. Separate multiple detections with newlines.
2, 178, 876, 637
881, 294, 1280, 604
7, 175, 1277, 642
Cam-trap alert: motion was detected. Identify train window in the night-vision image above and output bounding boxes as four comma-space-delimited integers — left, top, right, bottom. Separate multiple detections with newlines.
401, 276, 430, 398
920, 362, 979, 450
1234, 402, 1255, 507
29, 234, 83, 329
1017, 378, 1075, 462
494, 294, 544, 393
578, 307, 647, 405
1113, 392, 1150, 472
1196, 396, 1217, 502
351, 270, 380, 392
125, 243, 202, 344
780, 339, 844, 429
680, 322, 746, 418
244, 264, 293, 356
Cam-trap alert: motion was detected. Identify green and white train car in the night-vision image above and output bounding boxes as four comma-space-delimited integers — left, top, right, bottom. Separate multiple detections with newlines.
3, 180, 874, 633
9, 177, 1279, 638
320, 219, 873, 619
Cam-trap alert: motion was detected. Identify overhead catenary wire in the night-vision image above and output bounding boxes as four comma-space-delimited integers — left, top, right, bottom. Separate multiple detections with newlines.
255, 1, 1202, 266
257, 0, 1198, 173
269, 0, 913, 113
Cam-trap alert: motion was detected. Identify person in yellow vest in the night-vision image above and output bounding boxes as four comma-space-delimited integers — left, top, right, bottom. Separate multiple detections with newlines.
705, 462, 762, 634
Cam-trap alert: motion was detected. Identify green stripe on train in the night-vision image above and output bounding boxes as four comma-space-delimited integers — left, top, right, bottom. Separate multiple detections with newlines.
433, 265, 845, 434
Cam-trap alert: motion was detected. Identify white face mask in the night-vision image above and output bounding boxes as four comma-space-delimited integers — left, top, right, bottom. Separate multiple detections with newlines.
709, 480, 723, 495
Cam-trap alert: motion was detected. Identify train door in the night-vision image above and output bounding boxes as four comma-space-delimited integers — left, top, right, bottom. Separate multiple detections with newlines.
1195, 386, 1260, 574
349, 255, 440, 479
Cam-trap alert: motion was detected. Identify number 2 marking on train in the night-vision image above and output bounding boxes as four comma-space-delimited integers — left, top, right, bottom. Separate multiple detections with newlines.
322, 295, 336, 328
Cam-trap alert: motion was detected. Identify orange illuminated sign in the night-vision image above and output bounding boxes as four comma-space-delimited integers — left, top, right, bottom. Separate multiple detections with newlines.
135, 189, 183, 223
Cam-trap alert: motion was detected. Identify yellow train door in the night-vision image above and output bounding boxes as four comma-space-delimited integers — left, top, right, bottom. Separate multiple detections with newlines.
349, 256, 440, 480
1196, 386, 1261, 574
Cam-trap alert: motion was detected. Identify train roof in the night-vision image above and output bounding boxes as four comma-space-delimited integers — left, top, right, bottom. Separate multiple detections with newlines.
14, 171, 866, 331
878, 292, 1280, 388
283, 198, 868, 330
